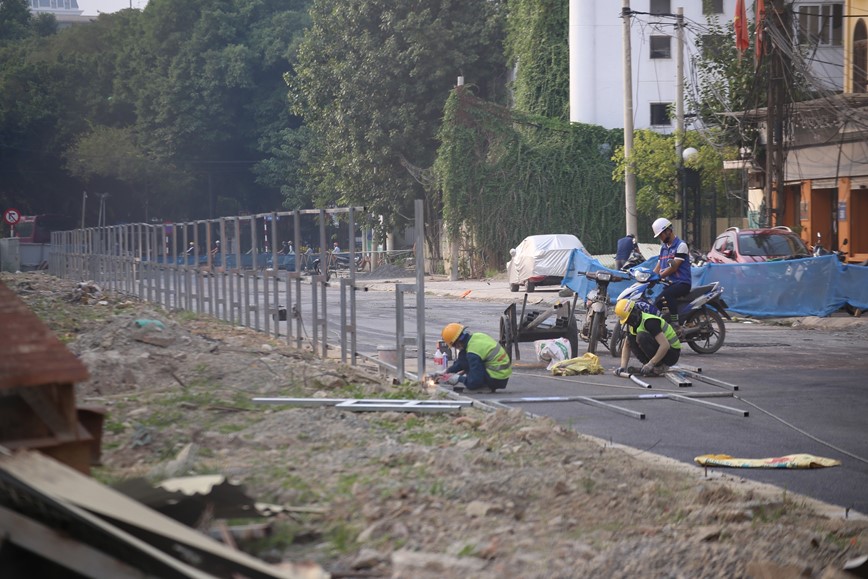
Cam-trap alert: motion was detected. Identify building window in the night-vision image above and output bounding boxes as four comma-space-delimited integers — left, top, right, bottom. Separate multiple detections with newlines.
650, 36, 671, 59
650, 103, 671, 126
703, 0, 723, 14
797, 3, 843, 47
650, 0, 670, 16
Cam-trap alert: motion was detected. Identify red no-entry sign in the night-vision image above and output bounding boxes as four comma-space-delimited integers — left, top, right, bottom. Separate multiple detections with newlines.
3, 208, 22, 226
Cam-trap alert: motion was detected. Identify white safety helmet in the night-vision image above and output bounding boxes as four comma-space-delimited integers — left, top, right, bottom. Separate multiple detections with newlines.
651, 217, 672, 238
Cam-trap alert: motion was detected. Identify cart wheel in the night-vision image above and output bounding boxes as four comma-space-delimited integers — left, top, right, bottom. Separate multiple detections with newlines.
566, 317, 579, 359
499, 314, 514, 361
500, 314, 514, 361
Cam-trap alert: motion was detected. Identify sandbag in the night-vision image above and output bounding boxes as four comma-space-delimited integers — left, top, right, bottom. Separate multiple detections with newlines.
550, 352, 604, 376
534, 337, 572, 371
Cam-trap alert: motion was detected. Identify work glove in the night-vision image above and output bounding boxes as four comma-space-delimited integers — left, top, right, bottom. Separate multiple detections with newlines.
613, 367, 626, 377
444, 373, 461, 386
640, 363, 655, 376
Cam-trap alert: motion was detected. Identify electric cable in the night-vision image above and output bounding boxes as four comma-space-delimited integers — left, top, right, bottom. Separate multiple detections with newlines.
734, 395, 868, 467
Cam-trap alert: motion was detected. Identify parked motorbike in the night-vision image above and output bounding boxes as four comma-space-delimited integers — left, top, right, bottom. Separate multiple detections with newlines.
312, 252, 369, 281
619, 248, 646, 271
576, 270, 629, 355
812, 232, 846, 262
689, 248, 709, 267
608, 266, 730, 356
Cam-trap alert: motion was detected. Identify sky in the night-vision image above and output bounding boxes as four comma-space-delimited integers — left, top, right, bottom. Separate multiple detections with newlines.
77, 0, 148, 17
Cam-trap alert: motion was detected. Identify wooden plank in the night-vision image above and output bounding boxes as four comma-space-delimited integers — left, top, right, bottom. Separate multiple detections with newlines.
0, 505, 148, 579
0, 281, 89, 391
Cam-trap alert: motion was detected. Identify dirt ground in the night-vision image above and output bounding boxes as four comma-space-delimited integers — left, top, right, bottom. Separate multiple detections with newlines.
3, 271, 867, 579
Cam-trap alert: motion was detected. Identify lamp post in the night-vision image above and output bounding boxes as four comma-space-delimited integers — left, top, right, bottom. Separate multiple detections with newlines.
681, 147, 699, 248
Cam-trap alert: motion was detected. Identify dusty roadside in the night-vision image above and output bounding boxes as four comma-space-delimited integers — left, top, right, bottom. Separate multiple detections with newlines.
2, 271, 866, 579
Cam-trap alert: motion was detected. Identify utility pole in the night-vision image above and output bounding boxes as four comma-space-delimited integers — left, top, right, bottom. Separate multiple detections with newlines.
765, 0, 788, 226
622, 0, 637, 236
675, 7, 686, 239
80, 191, 87, 229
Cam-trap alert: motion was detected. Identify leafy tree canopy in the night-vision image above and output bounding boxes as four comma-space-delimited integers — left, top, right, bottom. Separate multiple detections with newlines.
289, 0, 507, 231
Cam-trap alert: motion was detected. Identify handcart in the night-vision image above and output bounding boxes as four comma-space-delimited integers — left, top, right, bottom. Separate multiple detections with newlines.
499, 293, 579, 361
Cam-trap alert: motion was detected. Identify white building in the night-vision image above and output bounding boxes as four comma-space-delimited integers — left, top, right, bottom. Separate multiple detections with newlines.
569, 0, 844, 131
28, 0, 83, 16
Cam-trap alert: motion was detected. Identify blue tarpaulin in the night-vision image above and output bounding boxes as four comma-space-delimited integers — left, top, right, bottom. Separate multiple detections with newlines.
561, 249, 868, 318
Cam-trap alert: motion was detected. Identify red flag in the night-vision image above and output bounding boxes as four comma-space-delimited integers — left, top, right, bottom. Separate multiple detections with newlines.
735, 0, 749, 54
755, 0, 766, 63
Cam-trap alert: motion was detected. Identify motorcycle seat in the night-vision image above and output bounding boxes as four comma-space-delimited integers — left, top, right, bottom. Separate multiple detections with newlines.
677, 285, 716, 303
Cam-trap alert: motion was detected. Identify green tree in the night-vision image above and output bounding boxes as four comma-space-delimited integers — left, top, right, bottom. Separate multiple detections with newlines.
0, 0, 32, 45
688, 19, 764, 145
65, 125, 190, 220
611, 129, 729, 236
117, 0, 311, 219
289, 0, 507, 232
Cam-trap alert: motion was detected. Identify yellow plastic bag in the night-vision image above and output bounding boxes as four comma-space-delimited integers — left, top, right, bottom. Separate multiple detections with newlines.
550, 352, 604, 376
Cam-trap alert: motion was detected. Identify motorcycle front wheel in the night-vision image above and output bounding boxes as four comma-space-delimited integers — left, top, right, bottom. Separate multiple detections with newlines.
587, 310, 604, 354
685, 308, 725, 354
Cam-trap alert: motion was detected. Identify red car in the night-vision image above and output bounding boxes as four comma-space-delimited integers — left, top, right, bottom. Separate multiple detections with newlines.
706, 226, 811, 264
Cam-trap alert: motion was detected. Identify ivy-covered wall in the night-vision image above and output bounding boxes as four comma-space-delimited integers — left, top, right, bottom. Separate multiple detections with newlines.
506, 0, 569, 120
434, 87, 625, 268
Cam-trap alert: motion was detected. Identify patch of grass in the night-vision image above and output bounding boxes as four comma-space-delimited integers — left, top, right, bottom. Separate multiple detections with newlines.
176, 310, 200, 322
429, 479, 448, 497
215, 422, 246, 434
382, 381, 426, 399
278, 473, 320, 502
104, 419, 126, 434
326, 521, 358, 554
457, 544, 477, 557
332, 383, 370, 399
403, 430, 437, 446
335, 473, 360, 495
581, 476, 597, 494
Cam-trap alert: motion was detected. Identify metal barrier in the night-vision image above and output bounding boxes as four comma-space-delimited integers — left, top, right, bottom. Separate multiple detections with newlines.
47, 204, 429, 379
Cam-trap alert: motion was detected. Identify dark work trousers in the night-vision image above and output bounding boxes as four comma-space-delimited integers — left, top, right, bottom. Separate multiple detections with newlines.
627, 331, 681, 367
654, 282, 691, 321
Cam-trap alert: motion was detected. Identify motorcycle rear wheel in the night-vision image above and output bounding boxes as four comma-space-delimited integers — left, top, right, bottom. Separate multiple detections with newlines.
685, 308, 725, 354
609, 322, 624, 357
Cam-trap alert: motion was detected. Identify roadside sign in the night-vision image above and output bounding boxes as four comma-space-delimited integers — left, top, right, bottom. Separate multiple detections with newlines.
3, 208, 21, 226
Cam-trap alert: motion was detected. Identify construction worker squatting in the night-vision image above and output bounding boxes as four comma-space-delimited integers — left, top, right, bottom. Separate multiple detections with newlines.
434, 323, 512, 392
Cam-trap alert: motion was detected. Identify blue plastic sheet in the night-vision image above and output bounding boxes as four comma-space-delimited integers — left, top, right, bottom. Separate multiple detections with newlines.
562, 249, 868, 318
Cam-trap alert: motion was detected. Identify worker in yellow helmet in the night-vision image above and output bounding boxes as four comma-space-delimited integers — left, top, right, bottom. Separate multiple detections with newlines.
436, 323, 512, 392
613, 298, 681, 377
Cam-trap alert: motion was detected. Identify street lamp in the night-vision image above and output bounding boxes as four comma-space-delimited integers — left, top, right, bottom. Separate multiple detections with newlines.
681, 147, 699, 248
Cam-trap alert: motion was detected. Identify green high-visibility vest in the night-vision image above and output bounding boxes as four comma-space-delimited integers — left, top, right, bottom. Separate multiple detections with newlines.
467, 333, 512, 379
629, 313, 682, 350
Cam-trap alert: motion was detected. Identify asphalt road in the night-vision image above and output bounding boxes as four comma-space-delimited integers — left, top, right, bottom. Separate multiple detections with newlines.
323, 276, 868, 517
259, 273, 868, 517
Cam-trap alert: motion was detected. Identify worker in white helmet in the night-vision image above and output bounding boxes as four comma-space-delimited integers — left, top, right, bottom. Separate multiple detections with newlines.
651, 217, 691, 325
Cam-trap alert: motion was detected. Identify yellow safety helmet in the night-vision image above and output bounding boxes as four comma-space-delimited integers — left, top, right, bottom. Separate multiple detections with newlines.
441, 323, 466, 347
614, 299, 636, 323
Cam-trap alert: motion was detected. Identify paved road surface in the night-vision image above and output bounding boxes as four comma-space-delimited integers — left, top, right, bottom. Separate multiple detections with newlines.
351, 275, 868, 518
